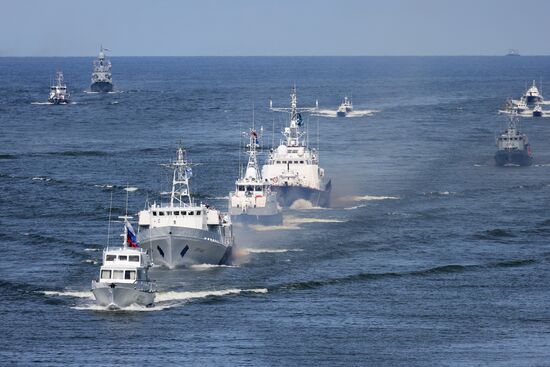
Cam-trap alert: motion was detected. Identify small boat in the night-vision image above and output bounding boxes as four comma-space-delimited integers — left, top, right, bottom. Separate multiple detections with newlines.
533, 104, 543, 117
495, 113, 533, 167
92, 219, 156, 309
512, 98, 528, 114
523, 80, 544, 104
336, 96, 353, 117
48, 71, 70, 105
506, 49, 520, 56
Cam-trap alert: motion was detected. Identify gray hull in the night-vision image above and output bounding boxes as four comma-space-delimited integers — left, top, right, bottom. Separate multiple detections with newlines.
92, 285, 155, 309
138, 226, 232, 268
91, 81, 114, 92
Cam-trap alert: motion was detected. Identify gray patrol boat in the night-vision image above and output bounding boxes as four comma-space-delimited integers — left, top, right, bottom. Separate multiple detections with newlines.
137, 146, 234, 268
495, 113, 533, 167
91, 46, 114, 92
92, 219, 156, 309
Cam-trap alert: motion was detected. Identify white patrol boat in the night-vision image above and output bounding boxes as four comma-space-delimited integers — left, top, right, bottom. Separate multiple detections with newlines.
523, 80, 543, 104
495, 113, 533, 167
92, 219, 156, 310
138, 145, 234, 268
262, 86, 332, 207
91, 46, 114, 92
48, 71, 70, 105
229, 127, 282, 225
336, 96, 353, 117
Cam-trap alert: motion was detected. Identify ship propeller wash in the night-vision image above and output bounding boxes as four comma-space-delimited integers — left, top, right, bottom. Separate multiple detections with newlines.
138, 145, 234, 268
262, 86, 332, 207
91, 46, 114, 92
229, 126, 282, 225
92, 219, 156, 310
48, 71, 70, 105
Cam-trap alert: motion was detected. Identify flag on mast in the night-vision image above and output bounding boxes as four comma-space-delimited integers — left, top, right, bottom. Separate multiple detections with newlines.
125, 220, 139, 248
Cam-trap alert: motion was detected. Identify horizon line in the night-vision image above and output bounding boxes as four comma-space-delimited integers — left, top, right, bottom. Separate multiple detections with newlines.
1, 54, 550, 58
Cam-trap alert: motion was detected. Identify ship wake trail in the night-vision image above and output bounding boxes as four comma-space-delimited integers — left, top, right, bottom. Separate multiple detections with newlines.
250, 215, 345, 231
313, 109, 377, 118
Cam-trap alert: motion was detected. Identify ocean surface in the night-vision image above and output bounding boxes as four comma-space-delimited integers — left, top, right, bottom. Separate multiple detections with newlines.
1, 56, 550, 366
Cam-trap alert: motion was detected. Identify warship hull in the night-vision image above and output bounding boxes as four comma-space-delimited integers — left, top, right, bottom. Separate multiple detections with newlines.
138, 226, 232, 268
92, 284, 155, 309
91, 81, 114, 92
272, 182, 331, 208
494, 149, 533, 167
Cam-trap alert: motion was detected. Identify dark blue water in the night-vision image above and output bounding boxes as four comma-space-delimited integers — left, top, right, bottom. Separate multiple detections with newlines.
2, 57, 550, 366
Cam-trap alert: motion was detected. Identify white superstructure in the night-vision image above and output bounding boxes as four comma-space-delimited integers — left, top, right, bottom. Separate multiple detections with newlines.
48, 71, 70, 104
137, 146, 234, 268
91, 220, 156, 309
229, 127, 282, 225
262, 86, 331, 207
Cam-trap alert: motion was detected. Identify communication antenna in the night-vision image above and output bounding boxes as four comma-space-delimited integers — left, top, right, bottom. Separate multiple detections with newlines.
106, 190, 113, 247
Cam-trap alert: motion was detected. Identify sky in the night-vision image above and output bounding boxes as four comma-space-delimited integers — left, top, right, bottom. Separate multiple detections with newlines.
1, 0, 549, 56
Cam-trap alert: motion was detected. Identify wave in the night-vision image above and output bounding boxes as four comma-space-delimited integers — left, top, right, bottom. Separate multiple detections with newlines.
123, 186, 139, 192
47, 150, 108, 157
344, 204, 367, 210
275, 259, 537, 291
42, 290, 94, 299
250, 215, 345, 231
340, 195, 399, 202
473, 228, 516, 240
190, 264, 240, 269
156, 288, 267, 302
243, 248, 303, 254
30, 102, 53, 105
424, 191, 453, 197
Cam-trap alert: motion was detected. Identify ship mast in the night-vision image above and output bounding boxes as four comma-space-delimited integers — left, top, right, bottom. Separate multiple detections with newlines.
269, 85, 318, 148
243, 128, 262, 181
163, 146, 193, 206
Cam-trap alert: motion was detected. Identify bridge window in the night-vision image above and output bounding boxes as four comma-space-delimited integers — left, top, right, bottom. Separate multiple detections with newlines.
129, 255, 139, 262
239, 185, 245, 191
106, 255, 116, 261
276, 161, 281, 164
152, 212, 157, 216
247, 185, 254, 192
159, 211, 165, 216
101, 270, 111, 279
174, 211, 179, 215
188, 211, 194, 215
124, 270, 136, 280
196, 211, 201, 215
113, 270, 124, 280
118, 255, 127, 261
182, 211, 187, 215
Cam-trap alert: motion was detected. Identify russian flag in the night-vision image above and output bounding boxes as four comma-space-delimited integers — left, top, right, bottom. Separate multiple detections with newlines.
125, 220, 139, 248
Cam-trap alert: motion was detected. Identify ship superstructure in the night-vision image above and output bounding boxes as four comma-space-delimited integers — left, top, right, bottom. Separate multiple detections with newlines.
262, 86, 332, 207
137, 146, 234, 268
495, 113, 533, 166
229, 127, 282, 225
91, 46, 114, 92
48, 71, 70, 104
